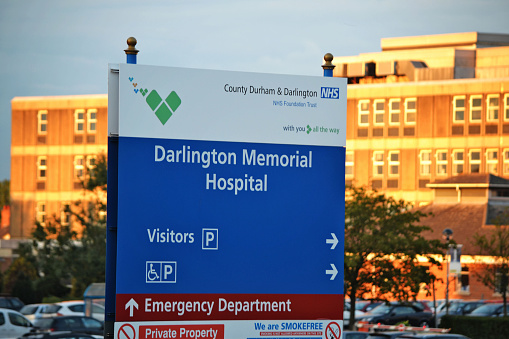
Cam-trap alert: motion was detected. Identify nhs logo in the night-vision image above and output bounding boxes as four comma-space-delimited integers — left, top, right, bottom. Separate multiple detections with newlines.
321, 87, 340, 99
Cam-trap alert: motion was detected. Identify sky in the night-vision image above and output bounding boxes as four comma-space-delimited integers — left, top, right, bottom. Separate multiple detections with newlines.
1, 0, 508, 181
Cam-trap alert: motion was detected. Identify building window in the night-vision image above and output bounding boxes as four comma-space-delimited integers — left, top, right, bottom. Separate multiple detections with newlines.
487, 95, 499, 122
452, 150, 464, 175
458, 267, 470, 293
36, 202, 46, 226
453, 96, 465, 123
486, 149, 498, 174
389, 99, 400, 124
74, 155, 85, 179
419, 150, 431, 176
469, 149, 481, 173
38, 110, 48, 134
373, 151, 384, 177
75, 109, 85, 133
436, 150, 448, 176
87, 155, 97, 177
37, 156, 47, 179
345, 152, 354, 176
61, 203, 71, 226
358, 100, 369, 126
504, 149, 509, 175
404, 98, 417, 124
373, 99, 385, 125
87, 109, 97, 133
504, 94, 509, 121
469, 95, 482, 122
388, 151, 399, 176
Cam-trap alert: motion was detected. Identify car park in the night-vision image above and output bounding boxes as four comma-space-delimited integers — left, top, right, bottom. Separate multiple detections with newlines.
356, 303, 435, 328
366, 332, 413, 339
32, 316, 103, 336
39, 302, 104, 321
20, 304, 50, 321
0, 307, 33, 338
466, 303, 508, 317
435, 300, 487, 325
344, 302, 366, 328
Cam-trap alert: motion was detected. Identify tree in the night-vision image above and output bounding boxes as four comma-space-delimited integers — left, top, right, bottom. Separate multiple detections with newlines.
344, 186, 444, 329
12, 154, 107, 301
472, 211, 509, 317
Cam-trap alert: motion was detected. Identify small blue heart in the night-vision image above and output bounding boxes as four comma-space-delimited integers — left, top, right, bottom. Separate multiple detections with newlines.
129, 77, 133, 82
134, 89, 139, 93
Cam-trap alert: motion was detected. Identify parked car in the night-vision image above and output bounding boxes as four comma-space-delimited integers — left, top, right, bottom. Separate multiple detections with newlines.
366, 332, 412, 339
32, 316, 103, 336
344, 302, 366, 327
435, 300, 487, 325
0, 296, 24, 312
396, 334, 471, 339
20, 304, 50, 321
0, 307, 33, 338
19, 331, 98, 339
466, 303, 508, 317
343, 331, 369, 339
356, 303, 435, 328
40, 301, 105, 321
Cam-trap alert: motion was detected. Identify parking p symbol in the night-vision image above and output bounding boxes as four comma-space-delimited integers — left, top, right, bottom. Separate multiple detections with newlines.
202, 228, 218, 250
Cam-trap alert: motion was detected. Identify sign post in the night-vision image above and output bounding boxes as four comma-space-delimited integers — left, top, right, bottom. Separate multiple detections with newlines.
108, 52, 346, 339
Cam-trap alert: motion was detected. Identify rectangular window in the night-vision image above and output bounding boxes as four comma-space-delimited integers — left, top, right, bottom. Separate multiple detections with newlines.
452, 150, 464, 175
358, 100, 369, 126
61, 203, 71, 226
74, 155, 85, 179
470, 95, 482, 122
345, 152, 354, 176
503, 149, 509, 175
37, 156, 47, 179
419, 150, 431, 176
453, 96, 465, 123
87, 109, 97, 133
38, 110, 48, 134
458, 267, 470, 293
388, 151, 399, 176
373, 99, 385, 125
75, 109, 85, 133
36, 202, 46, 226
87, 155, 97, 178
487, 95, 499, 121
373, 151, 384, 176
505, 94, 509, 121
404, 98, 416, 124
389, 99, 400, 124
486, 149, 498, 174
436, 150, 448, 175
469, 149, 481, 173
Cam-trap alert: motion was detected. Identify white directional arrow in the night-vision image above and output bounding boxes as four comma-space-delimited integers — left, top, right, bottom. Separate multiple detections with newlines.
326, 263, 338, 280
326, 233, 338, 250
125, 298, 139, 317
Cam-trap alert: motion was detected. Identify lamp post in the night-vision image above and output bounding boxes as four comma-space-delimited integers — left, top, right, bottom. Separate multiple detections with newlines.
442, 228, 453, 316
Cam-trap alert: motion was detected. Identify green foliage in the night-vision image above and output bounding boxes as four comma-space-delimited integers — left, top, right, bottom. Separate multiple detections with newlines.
440, 315, 509, 339
471, 212, 509, 316
10, 154, 107, 302
344, 186, 445, 329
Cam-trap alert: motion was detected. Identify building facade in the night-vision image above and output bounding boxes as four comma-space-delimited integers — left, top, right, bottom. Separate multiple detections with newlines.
10, 95, 107, 239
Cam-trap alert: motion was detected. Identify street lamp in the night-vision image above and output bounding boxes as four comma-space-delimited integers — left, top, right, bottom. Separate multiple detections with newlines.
442, 228, 453, 316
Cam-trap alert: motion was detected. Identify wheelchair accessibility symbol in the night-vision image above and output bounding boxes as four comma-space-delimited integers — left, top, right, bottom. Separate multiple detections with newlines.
146, 261, 177, 283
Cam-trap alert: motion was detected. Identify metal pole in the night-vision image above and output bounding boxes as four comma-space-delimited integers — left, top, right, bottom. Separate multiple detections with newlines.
125, 37, 139, 65
446, 244, 450, 315
322, 53, 335, 77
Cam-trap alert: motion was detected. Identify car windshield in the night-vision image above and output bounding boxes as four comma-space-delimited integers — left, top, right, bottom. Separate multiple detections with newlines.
471, 304, 500, 314
447, 302, 463, 312
33, 318, 54, 328
42, 305, 60, 314
368, 304, 392, 314
21, 305, 38, 315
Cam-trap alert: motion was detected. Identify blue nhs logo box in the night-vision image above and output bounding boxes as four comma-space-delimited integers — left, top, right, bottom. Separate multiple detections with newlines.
321, 87, 340, 99
146, 261, 177, 283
